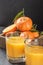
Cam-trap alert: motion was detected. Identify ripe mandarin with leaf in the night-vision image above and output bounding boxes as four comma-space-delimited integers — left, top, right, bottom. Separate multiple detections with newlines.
15, 16, 33, 31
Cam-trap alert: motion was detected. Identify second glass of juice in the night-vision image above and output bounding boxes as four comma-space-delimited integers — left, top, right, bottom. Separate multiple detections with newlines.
25, 38, 43, 65
6, 32, 25, 63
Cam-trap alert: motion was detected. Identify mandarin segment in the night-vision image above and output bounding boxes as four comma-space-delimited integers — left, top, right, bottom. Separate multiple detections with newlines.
2, 24, 17, 35
20, 31, 34, 40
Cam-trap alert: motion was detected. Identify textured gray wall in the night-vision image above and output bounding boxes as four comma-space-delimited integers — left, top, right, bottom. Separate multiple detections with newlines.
0, 0, 43, 31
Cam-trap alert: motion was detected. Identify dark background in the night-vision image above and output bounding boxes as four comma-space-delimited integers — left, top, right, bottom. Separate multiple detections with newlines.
0, 0, 43, 31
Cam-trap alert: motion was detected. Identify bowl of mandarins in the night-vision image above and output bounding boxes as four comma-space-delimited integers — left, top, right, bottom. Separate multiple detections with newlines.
0, 10, 43, 49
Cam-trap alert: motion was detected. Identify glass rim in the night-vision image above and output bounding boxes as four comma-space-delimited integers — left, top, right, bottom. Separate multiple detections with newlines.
5, 31, 21, 37
24, 38, 43, 47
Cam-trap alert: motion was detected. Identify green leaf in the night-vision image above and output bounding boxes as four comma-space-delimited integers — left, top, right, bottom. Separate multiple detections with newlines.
40, 31, 43, 35
30, 29, 39, 32
31, 24, 38, 32
32, 24, 37, 29
13, 8, 25, 22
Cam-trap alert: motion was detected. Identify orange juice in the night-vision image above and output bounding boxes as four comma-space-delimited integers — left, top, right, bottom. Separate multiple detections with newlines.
25, 45, 43, 65
6, 36, 25, 63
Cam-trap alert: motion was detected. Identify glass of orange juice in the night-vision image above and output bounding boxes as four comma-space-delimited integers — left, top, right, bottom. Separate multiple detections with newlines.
6, 32, 25, 63
25, 38, 43, 65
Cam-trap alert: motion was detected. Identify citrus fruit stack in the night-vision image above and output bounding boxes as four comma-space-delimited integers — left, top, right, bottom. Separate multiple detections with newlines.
2, 16, 39, 40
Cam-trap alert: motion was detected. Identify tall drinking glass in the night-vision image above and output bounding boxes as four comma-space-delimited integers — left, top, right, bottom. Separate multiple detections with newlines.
25, 38, 43, 65
6, 32, 25, 63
